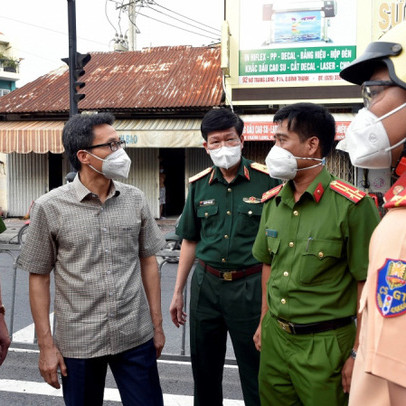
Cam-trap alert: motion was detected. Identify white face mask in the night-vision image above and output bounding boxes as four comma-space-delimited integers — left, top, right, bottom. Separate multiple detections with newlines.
336, 103, 406, 169
208, 145, 242, 169
265, 145, 325, 180
86, 148, 132, 179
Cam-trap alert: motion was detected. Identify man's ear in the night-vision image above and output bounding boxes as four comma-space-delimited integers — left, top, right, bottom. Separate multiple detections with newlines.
307, 136, 321, 157
203, 141, 210, 155
77, 150, 90, 165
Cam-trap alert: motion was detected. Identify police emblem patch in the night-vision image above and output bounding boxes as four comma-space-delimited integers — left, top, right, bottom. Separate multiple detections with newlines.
376, 259, 406, 317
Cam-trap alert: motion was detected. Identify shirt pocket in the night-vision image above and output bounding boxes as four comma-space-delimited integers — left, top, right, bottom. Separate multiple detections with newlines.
267, 235, 280, 257
235, 203, 263, 238
299, 239, 343, 285
197, 204, 219, 238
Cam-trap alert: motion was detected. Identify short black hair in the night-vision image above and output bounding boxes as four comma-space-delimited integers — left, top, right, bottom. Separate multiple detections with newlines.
201, 108, 244, 140
62, 112, 115, 171
273, 103, 335, 157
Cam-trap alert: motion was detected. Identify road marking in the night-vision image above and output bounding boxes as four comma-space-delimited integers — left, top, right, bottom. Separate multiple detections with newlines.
12, 313, 54, 343
0, 379, 244, 405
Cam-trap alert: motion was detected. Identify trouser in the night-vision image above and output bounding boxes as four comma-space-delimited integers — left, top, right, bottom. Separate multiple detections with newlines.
190, 262, 261, 406
61, 339, 163, 406
259, 312, 355, 406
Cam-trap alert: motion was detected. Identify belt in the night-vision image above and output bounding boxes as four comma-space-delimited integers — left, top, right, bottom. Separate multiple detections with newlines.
276, 316, 354, 335
198, 260, 262, 281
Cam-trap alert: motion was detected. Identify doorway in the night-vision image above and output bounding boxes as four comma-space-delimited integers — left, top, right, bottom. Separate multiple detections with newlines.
159, 148, 185, 217
48, 153, 63, 190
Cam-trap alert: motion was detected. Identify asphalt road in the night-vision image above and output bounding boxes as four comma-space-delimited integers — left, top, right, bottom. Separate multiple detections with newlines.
0, 239, 244, 404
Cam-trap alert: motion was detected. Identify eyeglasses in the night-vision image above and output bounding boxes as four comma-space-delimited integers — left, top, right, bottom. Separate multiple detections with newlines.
207, 138, 241, 150
361, 80, 396, 108
84, 140, 126, 152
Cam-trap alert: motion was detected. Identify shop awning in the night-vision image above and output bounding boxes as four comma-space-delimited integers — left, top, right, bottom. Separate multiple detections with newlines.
0, 121, 65, 153
0, 114, 355, 153
241, 113, 355, 141
114, 119, 203, 148
0, 118, 204, 153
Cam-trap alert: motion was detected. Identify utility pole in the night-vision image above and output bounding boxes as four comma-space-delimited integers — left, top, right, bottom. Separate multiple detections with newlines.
128, 1, 137, 51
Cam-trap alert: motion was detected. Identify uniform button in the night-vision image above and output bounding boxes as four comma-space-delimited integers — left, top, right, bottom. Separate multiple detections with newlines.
102, 227, 107, 232
227, 210, 231, 215
105, 249, 109, 253
293, 210, 299, 216
107, 270, 111, 275
227, 188, 232, 192
283, 271, 289, 277
224, 235, 229, 239
109, 292, 113, 296
221, 258, 226, 263
318, 252, 324, 259
289, 242, 294, 248
281, 298, 286, 304
205, 212, 209, 218
248, 210, 253, 216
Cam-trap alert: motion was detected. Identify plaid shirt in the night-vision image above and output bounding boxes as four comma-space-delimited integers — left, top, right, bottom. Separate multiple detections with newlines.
18, 175, 165, 358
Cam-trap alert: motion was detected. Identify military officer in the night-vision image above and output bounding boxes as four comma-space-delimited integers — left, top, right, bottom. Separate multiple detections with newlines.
252, 102, 380, 406
337, 21, 406, 405
169, 107, 279, 406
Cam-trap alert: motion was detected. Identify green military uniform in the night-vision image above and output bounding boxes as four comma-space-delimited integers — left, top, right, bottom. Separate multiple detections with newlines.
176, 156, 279, 406
252, 168, 380, 406
0, 217, 6, 234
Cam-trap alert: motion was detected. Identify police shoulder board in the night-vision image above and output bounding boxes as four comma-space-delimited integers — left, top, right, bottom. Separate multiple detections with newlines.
250, 162, 269, 175
189, 167, 213, 183
261, 184, 283, 203
330, 180, 366, 204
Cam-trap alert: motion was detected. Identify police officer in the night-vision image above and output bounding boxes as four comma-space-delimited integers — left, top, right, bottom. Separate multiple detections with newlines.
252, 102, 380, 405
169, 108, 279, 406
337, 21, 406, 405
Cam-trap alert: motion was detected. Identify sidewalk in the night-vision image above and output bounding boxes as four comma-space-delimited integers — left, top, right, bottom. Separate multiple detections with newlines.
0, 218, 25, 244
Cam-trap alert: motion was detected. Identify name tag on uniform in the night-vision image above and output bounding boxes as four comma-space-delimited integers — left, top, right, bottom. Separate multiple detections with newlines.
200, 199, 215, 206
266, 229, 278, 238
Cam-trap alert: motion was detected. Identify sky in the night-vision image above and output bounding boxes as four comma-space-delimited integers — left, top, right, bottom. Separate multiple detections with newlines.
0, 0, 224, 86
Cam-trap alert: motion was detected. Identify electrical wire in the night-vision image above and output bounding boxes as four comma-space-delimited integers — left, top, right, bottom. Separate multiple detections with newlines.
151, 1, 221, 34
105, 0, 119, 35
146, 4, 221, 37
0, 15, 109, 47
135, 10, 220, 41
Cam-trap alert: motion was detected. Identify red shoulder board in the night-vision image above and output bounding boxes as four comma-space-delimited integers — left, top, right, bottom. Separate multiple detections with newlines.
250, 162, 269, 175
189, 167, 213, 183
330, 180, 366, 203
261, 184, 283, 203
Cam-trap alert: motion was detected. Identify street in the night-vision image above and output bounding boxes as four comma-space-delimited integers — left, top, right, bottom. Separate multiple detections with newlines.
0, 234, 244, 405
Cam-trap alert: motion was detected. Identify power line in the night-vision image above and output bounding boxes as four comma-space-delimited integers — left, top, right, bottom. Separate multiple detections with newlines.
146, 4, 221, 37
135, 10, 220, 41
151, 1, 221, 34
0, 15, 109, 47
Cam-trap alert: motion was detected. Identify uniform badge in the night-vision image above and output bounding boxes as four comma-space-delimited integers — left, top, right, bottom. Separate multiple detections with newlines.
243, 196, 261, 204
376, 259, 406, 317
199, 199, 215, 206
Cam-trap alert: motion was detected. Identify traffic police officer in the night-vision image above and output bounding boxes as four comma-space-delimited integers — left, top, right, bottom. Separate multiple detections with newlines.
253, 103, 380, 405
169, 108, 279, 406
337, 21, 406, 405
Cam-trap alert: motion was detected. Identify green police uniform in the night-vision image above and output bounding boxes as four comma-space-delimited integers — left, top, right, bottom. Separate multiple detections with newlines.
252, 168, 380, 406
176, 156, 279, 406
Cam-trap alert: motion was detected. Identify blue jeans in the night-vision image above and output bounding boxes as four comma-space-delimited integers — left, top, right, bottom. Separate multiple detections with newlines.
61, 339, 163, 406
